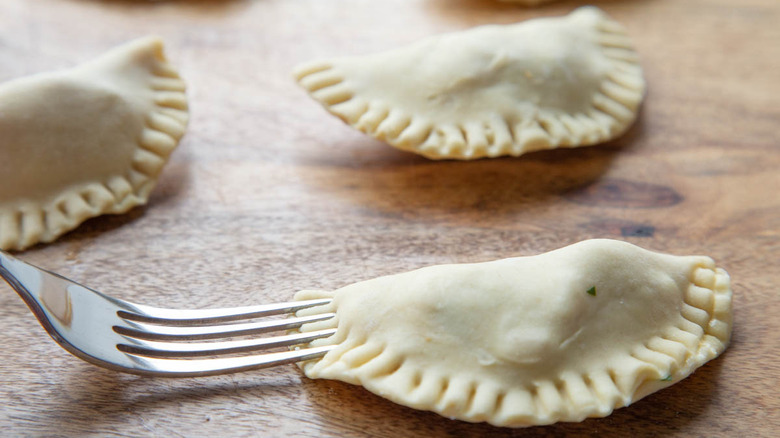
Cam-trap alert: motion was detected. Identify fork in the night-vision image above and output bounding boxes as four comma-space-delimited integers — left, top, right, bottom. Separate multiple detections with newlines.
0, 250, 336, 377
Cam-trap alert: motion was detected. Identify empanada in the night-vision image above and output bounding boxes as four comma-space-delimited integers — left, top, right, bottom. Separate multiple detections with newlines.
294, 7, 644, 159
294, 239, 732, 427
0, 37, 188, 251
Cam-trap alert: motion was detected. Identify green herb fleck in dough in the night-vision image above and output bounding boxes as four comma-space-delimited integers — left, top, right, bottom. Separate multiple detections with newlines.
586, 286, 597, 296
661, 375, 673, 381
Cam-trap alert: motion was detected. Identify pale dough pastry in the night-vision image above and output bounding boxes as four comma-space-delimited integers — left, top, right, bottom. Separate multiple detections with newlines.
294, 239, 732, 427
294, 7, 645, 160
0, 37, 189, 251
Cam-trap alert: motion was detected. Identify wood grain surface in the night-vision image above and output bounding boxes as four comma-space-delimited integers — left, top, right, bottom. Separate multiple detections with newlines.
1, 0, 779, 436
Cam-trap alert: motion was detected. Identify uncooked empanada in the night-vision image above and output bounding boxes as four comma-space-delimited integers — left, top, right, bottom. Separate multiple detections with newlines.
294, 7, 645, 160
294, 239, 732, 427
0, 37, 188, 251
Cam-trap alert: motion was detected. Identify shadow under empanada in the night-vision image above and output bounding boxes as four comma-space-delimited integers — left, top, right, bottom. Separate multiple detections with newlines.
299, 141, 622, 223
50, 208, 148, 249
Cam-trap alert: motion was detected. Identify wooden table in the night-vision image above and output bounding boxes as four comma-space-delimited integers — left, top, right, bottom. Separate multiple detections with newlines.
1, 0, 778, 436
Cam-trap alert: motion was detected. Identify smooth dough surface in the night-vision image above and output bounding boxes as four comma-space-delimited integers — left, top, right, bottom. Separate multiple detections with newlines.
294, 239, 733, 427
0, 37, 188, 251
294, 7, 645, 160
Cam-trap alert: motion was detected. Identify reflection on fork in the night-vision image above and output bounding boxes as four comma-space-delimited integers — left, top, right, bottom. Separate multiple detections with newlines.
0, 250, 335, 377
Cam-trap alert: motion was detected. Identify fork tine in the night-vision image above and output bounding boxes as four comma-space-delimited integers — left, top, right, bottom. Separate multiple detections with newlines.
122, 345, 336, 377
121, 298, 333, 325
114, 312, 336, 341
1, 249, 341, 377
118, 328, 337, 358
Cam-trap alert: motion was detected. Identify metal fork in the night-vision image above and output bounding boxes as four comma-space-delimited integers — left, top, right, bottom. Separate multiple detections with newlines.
0, 250, 336, 377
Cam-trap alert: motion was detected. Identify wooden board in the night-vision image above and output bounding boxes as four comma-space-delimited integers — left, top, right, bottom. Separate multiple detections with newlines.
1, 0, 778, 436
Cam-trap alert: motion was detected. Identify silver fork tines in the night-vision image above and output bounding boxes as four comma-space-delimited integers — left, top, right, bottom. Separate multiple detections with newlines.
114, 311, 336, 341
0, 250, 336, 377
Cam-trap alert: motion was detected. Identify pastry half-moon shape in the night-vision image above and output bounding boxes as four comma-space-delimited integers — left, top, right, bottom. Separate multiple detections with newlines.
294, 239, 732, 427
294, 7, 645, 160
0, 37, 189, 251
